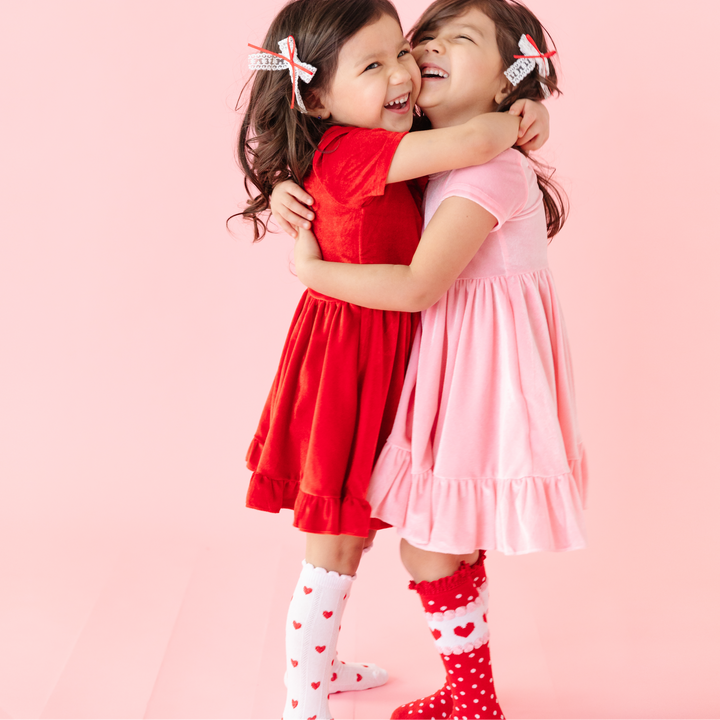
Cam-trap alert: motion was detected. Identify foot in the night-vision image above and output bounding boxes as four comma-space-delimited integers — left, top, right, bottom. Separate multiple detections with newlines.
390, 684, 453, 719
330, 654, 388, 693
285, 652, 389, 695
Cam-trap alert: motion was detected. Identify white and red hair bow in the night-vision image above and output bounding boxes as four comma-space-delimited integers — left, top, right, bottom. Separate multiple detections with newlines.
504, 34, 556, 99
248, 36, 317, 113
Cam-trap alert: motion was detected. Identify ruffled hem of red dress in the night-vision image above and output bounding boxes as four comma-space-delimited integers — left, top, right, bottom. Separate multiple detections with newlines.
245, 462, 387, 537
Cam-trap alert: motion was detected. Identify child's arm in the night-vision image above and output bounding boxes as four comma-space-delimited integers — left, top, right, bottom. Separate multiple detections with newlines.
271, 99, 548, 236
386, 98, 548, 183
386, 112, 519, 184
294, 197, 496, 312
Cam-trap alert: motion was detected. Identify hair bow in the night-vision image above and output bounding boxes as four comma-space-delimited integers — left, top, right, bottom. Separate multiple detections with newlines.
504, 34, 556, 98
248, 36, 317, 113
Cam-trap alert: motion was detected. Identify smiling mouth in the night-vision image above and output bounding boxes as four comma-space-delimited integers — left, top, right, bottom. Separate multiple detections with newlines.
384, 93, 410, 111
421, 67, 449, 79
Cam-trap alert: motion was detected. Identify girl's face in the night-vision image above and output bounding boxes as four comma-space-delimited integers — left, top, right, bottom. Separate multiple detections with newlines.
412, 8, 510, 128
313, 13, 421, 133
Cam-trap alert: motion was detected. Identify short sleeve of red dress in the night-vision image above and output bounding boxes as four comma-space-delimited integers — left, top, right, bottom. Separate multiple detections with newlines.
306, 126, 424, 265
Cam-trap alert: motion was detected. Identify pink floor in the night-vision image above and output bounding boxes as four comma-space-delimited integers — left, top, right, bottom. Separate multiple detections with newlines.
2, 503, 718, 720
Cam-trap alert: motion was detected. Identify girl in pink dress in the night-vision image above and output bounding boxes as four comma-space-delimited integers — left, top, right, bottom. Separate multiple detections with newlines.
285, 0, 587, 717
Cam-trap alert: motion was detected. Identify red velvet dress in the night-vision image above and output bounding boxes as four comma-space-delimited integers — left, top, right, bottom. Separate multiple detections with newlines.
246, 126, 423, 537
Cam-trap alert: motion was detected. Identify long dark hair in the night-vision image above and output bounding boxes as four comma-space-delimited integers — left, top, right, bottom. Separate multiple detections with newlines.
232, 0, 402, 241
410, 0, 568, 239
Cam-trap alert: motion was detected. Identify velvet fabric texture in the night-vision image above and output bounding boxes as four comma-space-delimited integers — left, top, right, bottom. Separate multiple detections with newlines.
246, 126, 423, 537
367, 150, 588, 554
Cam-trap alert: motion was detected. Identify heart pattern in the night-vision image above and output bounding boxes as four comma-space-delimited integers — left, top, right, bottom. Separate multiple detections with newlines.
322, 610, 333, 618
356, 673, 363, 682
309, 716, 317, 720
291, 699, 298, 709
303, 586, 313, 595
454, 622, 475, 638
311, 681, 320, 690
331, 672, 337, 682
291, 659, 298, 667
315, 645, 326, 654
431, 628, 443, 640
293, 621, 302, 630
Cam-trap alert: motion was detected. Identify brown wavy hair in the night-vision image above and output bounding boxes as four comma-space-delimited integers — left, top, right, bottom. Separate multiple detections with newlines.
410, 0, 568, 239
232, 0, 402, 241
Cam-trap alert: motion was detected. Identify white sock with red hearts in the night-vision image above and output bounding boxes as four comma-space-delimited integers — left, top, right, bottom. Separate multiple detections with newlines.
283, 561, 354, 720
330, 654, 389, 693
285, 651, 389, 694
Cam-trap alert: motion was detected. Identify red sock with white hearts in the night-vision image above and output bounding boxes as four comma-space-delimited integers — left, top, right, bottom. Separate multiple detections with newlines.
392, 560, 504, 720
283, 561, 354, 720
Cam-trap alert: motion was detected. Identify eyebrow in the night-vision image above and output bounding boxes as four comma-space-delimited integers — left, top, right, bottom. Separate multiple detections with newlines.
458, 23, 484, 36
439, 21, 485, 37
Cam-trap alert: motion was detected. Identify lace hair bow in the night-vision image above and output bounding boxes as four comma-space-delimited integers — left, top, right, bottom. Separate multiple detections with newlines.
248, 36, 317, 113
504, 34, 556, 99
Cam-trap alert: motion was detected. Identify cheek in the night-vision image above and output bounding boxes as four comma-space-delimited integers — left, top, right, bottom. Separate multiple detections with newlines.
408, 62, 422, 94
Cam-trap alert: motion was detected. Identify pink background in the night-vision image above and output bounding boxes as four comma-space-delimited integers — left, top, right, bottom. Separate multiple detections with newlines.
1, 1, 719, 718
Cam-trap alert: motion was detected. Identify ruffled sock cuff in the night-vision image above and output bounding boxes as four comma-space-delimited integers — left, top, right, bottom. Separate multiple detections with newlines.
409, 561, 479, 614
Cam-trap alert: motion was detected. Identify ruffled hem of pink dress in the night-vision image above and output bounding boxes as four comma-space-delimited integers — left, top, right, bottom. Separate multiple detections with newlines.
368, 442, 588, 555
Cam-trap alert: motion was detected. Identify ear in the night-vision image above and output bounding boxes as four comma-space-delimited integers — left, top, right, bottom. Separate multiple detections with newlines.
305, 103, 331, 120
494, 78, 513, 105
304, 91, 331, 120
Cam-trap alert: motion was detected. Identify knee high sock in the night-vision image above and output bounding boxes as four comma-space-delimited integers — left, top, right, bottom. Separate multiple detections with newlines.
283, 561, 354, 720
326, 539, 389, 693
392, 555, 504, 720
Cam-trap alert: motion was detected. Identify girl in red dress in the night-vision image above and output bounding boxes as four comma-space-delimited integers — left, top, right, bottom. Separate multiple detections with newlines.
236, 0, 546, 716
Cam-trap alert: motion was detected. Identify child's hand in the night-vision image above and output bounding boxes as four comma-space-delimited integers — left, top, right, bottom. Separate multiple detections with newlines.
294, 226, 323, 285
508, 99, 549, 151
271, 180, 315, 238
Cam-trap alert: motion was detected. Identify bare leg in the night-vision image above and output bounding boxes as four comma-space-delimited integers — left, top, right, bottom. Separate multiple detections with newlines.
400, 537, 478, 582
305, 532, 366, 576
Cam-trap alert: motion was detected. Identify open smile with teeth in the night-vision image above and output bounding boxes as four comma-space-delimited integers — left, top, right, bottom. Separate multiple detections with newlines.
421, 67, 449, 78
384, 93, 409, 110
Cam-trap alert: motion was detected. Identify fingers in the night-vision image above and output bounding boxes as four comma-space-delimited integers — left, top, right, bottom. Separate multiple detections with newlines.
508, 98, 528, 117
516, 126, 538, 147
275, 215, 300, 238
285, 197, 315, 227
519, 133, 543, 152
517, 123, 549, 151
508, 99, 533, 142
517, 112, 535, 141
287, 184, 315, 207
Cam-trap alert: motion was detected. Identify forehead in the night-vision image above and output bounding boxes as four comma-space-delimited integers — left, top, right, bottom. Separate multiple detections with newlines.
426, 7, 495, 36
339, 12, 406, 65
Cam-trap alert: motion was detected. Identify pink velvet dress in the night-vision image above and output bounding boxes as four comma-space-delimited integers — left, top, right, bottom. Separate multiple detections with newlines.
366, 149, 588, 555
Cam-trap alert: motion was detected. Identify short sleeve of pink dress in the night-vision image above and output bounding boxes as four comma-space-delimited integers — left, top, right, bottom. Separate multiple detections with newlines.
245, 126, 423, 538
367, 149, 588, 555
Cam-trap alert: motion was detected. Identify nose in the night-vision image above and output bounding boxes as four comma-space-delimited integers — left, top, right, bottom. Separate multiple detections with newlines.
423, 37, 446, 55
390, 60, 412, 86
